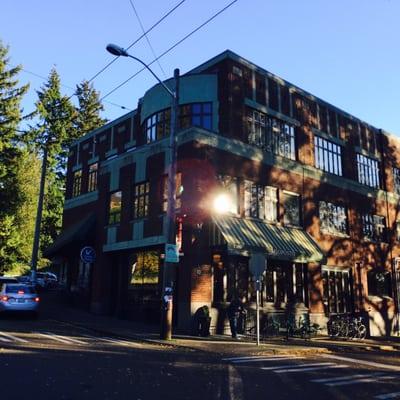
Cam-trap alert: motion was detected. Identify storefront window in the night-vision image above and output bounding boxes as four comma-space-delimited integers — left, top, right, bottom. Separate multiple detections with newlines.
367, 270, 392, 298
322, 268, 353, 315
130, 251, 160, 286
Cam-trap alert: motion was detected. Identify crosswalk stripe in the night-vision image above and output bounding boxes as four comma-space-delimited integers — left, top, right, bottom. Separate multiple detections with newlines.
326, 375, 397, 387
223, 355, 294, 362
232, 357, 301, 364
0, 336, 12, 343
375, 392, 400, 399
321, 354, 400, 372
262, 362, 334, 371
0, 332, 28, 343
38, 332, 86, 345
311, 373, 385, 384
274, 364, 348, 373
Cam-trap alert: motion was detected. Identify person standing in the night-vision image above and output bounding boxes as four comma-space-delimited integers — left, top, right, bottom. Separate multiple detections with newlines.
227, 296, 245, 338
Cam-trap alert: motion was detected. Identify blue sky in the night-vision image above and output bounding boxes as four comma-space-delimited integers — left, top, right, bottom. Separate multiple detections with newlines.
2, 0, 400, 135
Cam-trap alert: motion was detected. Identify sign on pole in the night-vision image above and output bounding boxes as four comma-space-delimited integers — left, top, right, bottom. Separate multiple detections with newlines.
80, 246, 96, 263
165, 244, 179, 263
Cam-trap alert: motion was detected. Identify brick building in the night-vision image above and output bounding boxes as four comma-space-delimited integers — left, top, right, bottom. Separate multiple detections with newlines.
46, 50, 400, 337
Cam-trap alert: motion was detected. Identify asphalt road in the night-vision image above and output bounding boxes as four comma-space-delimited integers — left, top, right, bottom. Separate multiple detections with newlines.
1, 313, 400, 400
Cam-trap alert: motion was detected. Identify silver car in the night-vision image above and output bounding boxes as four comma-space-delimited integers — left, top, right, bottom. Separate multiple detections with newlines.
0, 284, 40, 314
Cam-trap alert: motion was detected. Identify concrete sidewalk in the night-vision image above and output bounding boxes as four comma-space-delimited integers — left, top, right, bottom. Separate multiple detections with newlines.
41, 291, 400, 356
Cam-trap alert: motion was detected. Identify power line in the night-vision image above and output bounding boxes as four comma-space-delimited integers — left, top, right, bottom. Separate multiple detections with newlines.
128, 0, 167, 79
101, 0, 239, 101
19, 67, 131, 110
87, 0, 186, 85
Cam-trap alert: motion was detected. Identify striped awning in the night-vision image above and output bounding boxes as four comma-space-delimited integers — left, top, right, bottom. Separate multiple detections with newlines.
211, 215, 324, 263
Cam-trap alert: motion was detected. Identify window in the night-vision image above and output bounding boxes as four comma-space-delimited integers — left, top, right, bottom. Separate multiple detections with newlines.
108, 191, 122, 225
133, 182, 150, 219
216, 175, 239, 214
162, 173, 183, 212
130, 251, 159, 286
357, 154, 380, 188
368, 270, 392, 298
247, 109, 296, 160
264, 263, 305, 304
265, 186, 278, 222
362, 214, 386, 241
180, 102, 212, 131
72, 170, 82, 197
393, 168, 400, 195
244, 180, 265, 219
319, 201, 347, 236
322, 268, 353, 314
145, 109, 171, 143
314, 136, 342, 176
396, 221, 400, 241
88, 163, 98, 192
282, 192, 300, 226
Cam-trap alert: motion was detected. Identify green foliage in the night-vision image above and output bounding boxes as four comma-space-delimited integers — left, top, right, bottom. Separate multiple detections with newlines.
0, 41, 30, 273
75, 80, 107, 136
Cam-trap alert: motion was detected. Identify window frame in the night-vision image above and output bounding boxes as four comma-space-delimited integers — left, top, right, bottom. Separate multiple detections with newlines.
133, 181, 150, 220
314, 136, 343, 176
356, 153, 380, 189
72, 170, 82, 197
319, 201, 348, 236
88, 163, 98, 192
361, 213, 386, 242
282, 191, 301, 227
108, 190, 122, 225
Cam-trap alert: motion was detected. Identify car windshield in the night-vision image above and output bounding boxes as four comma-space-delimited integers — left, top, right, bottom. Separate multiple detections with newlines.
6, 285, 34, 294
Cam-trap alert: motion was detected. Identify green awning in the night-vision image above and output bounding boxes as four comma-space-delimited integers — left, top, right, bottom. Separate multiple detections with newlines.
211, 215, 324, 263
43, 214, 96, 258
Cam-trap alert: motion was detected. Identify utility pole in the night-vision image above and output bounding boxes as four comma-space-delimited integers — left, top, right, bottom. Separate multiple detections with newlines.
31, 144, 48, 284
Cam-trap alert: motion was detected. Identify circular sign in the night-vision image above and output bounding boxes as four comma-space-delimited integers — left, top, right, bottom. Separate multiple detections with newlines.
80, 246, 96, 263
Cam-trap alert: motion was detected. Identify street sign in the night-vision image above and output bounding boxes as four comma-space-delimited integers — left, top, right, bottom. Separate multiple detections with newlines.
80, 246, 96, 263
249, 252, 266, 278
165, 244, 179, 263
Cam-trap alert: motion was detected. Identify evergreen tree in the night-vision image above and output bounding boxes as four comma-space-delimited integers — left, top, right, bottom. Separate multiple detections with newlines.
0, 41, 29, 273
30, 68, 76, 252
75, 80, 106, 136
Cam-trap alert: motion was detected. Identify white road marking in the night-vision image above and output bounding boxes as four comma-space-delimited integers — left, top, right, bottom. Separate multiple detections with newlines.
228, 365, 243, 400
274, 364, 348, 373
321, 354, 400, 372
375, 392, 400, 399
311, 373, 385, 384
0, 331, 28, 343
0, 336, 12, 343
262, 362, 335, 371
223, 355, 296, 362
231, 356, 301, 364
326, 375, 397, 387
38, 332, 86, 345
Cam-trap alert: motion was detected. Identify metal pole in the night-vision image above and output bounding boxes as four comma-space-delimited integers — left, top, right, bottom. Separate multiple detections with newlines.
160, 68, 180, 340
256, 279, 260, 346
31, 144, 48, 284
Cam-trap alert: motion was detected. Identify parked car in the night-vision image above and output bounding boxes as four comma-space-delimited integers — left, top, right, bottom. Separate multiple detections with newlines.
0, 283, 40, 315
37, 272, 58, 288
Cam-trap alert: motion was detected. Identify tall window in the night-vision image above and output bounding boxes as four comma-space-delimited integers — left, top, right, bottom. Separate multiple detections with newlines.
108, 191, 122, 224
357, 154, 380, 188
72, 170, 82, 197
362, 214, 386, 241
244, 181, 265, 219
282, 191, 300, 226
180, 102, 212, 130
88, 163, 98, 192
314, 136, 342, 176
247, 109, 296, 160
265, 186, 278, 222
133, 182, 150, 219
319, 201, 347, 236
270, 118, 296, 160
144, 109, 171, 143
393, 168, 400, 195
396, 221, 400, 241
322, 268, 352, 314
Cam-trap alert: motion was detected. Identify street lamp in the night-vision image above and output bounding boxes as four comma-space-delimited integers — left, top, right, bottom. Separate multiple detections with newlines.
106, 43, 179, 340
